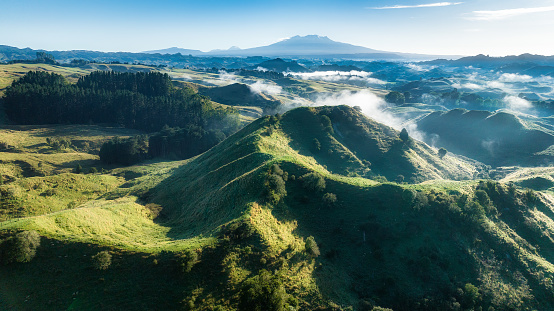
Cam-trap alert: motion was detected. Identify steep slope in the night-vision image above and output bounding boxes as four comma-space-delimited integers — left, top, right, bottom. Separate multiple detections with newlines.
416, 108, 554, 166
281, 106, 479, 182
2, 107, 554, 310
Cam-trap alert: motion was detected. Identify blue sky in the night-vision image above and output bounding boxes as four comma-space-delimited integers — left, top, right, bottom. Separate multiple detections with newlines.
1, 0, 553, 56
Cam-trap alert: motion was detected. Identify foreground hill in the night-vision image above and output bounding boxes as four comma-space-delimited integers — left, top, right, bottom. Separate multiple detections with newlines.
1, 106, 554, 310
416, 108, 554, 167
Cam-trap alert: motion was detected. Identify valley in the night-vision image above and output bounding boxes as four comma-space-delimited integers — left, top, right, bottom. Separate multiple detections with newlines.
1, 46, 554, 310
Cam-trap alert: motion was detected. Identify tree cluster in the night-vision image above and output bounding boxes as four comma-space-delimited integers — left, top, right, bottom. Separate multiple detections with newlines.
99, 125, 229, 165
148, 126, 226, 159
3, 71, 236, 133
99, 135, 149, 166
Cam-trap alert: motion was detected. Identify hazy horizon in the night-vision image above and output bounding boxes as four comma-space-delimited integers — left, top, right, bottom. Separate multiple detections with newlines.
2, 0, 554, 57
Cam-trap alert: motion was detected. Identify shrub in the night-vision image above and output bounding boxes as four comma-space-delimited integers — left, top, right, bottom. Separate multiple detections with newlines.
399, 128, 409, 142
145, 203, 163, 219
305, 236, 320, 257
47, 137, 72, 150
323, 193, 337, 207
271, 164, 284, 176
265, 173, 287, 203
462, 283, 480, 308
311, 138, 321, 152
92, 251, 112, 270
177, 249, 199, 273
239, 270, 287, 311
396, 175, 405, 183
1, 230, 41, 263
474, 189, 491, 206
320, 115, 334, 133
524, 188, 538, 203
300, 172, 326, 192
438, 147, 447, 159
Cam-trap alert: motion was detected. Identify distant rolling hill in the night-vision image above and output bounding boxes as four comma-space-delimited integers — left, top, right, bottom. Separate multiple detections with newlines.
426, 53, 554, 69
251, 58, 309, 73
416, 108, 554, 166
142, 46, 204, 55
198, 83, 282, 113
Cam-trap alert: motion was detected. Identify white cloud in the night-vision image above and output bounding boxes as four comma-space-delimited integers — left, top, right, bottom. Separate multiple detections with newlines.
468, 5, 554, 21
314, 91, 397, 126
369, 2, 463, 9
486, 81, 506, 89
452, 82, 483, 90
498, 73, 533, 83
406, 63, 437, 72
218, 70, 237, 82
249, 81, 282, 95
290, 71, 386, 85
504, 95, 532, 111
312, 90, 426, 141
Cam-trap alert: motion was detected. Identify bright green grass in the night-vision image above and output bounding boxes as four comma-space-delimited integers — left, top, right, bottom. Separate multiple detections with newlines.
2, 110, 554, 310
0, 197, 214, 252
0, 124, 142, 177
0, 173, 122, 221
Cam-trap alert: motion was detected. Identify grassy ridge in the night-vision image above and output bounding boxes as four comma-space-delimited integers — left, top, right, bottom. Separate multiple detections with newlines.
1, 107, 554, 310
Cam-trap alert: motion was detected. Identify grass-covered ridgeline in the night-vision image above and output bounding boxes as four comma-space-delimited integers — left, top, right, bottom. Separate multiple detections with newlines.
1, 106, 554, 310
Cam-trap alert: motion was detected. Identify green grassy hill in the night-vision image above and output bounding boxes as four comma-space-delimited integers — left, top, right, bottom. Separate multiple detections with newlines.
1, 106, 554, 310
416, 108, 554, 166
198, 83, 282, 113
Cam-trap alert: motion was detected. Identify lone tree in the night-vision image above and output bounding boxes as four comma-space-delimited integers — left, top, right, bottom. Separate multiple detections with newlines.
305, 236, 320, 257
399, 128, 409, 143
438, 147, 447, 159
2, 230, 41, 263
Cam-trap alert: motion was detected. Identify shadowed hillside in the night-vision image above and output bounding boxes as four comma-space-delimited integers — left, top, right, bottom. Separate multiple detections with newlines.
281, 106, 480, 182
416, 108, 554, 166
1, 107, 554, 310
198, 83, 281, 113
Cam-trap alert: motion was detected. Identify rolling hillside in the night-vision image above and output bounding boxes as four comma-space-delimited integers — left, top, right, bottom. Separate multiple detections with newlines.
198, 83, 282, 113
416, 108, 554, 166
1, 106, 554, 310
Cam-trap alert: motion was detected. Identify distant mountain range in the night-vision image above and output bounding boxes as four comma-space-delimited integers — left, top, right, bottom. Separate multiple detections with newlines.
3, 36, 553, 65
426, 53, 554, 67
143, 35, 461, 60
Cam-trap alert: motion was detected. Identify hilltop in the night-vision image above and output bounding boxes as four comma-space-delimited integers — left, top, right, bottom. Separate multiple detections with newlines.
3, 106, 554, 310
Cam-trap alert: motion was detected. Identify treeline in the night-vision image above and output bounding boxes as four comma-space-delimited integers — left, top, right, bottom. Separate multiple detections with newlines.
3, 71, 239, 133
99, 126, 226, 165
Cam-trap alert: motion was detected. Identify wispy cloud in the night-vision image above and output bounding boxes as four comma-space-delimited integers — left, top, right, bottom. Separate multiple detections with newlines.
468, 5, 554, 20
369, 2, 462, 9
